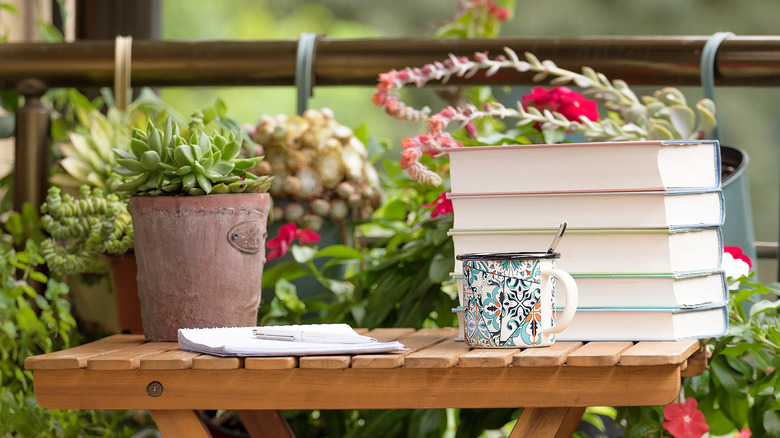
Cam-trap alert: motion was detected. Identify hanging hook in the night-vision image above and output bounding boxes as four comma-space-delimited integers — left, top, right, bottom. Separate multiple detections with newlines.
700, 31, 734, 141
296, 32, 320, 115
114, 35, 133, 111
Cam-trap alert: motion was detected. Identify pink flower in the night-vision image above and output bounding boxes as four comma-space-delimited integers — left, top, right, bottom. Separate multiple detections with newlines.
522, 86, 600, 123
735, 429, 752, 438
266, 222, 321, 261
725, 245, 753, 269
662, 398, 709, 438
423, 192, 454, 217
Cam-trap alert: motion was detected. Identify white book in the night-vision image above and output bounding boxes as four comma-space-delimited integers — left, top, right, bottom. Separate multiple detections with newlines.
453, 271, 728, 309
449, 227, 723, 275
445, 140, 721, 194
178, 325, 406, 357
449, 189, 724, 230
554, 304, 729, 341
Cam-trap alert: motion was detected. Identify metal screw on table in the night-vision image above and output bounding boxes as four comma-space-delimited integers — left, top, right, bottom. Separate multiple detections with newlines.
147, 381, 163, 397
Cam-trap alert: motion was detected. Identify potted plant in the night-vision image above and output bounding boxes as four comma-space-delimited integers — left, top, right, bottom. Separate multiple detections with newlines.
113, 117, 273, 341
44, 88, 181, 334
39, 185, 141, 333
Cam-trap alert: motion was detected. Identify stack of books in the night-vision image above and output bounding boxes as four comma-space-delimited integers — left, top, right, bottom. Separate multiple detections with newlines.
446, 140, 728, 341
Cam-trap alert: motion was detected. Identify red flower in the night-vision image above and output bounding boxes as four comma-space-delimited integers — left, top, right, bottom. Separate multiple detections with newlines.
662, 398, 709, 438
522, 86, 600, 123
423, 192, 454, 217
266, 222, 321, 261
725, 245, 753, 269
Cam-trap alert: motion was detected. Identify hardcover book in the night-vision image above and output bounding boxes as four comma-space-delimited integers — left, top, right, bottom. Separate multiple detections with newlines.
445, 140, 721, 194
448, 189, 724, 230
453, 271, 728, 309
554, 303, 729, 341
450, 227, 723, 275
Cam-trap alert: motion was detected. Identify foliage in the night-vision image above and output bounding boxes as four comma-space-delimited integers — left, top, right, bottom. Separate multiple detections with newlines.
373, 48, 717, 185
113, 116, 272, 196
49, 88, 184, 194
609, 273, 780, 438
40, 185, 133, 275
683, 275, 780, 438
0, 210, 145, 437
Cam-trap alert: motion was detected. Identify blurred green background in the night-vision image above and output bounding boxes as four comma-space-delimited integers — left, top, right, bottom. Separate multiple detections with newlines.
160, 0, 780, 283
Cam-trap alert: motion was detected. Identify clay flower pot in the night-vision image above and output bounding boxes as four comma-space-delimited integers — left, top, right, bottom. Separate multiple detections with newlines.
106, 253, 144, 334
130, 193, 270, 341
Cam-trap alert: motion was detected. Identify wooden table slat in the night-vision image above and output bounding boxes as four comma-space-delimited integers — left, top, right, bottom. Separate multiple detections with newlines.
139, 349, 201, 370
366, 327, 416, 342
87, 342, 180, 370
620, 340, 700, 366
191, 355, 244, 370
299, 355, 352, 369
459, 348, 521, 367
352, 328, 457, 369
513, 342, 584, 367
404, 331, 469, 368
245, 356, 299, 369
24, 334, 145, 370
566, 342, 634, 367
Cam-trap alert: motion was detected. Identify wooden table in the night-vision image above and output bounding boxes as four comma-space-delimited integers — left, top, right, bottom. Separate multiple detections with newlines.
25, 327, 706, 438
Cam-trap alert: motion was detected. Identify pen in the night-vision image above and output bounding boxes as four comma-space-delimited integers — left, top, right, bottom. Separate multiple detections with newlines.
251, 328, 377, 344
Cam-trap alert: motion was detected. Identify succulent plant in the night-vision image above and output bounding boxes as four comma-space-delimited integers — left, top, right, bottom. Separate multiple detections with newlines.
49, 88, 182, 193
245, 108, 383, 229
40, 185, 133, 275
113, 118, 273, 196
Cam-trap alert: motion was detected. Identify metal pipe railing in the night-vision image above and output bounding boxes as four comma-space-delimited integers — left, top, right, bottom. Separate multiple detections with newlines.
2, 36, 780, 89
5, 36, 780, 271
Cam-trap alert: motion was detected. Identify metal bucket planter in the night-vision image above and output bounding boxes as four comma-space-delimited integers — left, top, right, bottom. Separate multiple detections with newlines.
721, 145, 758, 268
130, 193, 270, 341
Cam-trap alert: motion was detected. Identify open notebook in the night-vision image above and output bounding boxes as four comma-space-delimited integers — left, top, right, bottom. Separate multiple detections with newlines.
178, 324, 406, 357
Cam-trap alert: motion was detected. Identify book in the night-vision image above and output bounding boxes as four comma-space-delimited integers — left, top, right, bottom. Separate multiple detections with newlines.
448, 189, 724, 230
554, 303, 729, 341
453, 271, 728, 309
178, 324, 406, 357
444, 140, 721, 194
450, 303, 728, 341
449, 227, 723, 275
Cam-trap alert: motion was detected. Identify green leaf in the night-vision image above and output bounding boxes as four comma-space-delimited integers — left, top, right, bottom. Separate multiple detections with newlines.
195, 172, 212, 194
222, 140, 241, 161
291, 245, 317, 264
140, 150, 161, 171
212, 160, 235, 176
668, 105, 695, 138
115, 158, 146, 173
428, 253, 452, 283
130, 137, 148, 158
314, 245, 363, 260
750, 299, 780, 319
181, 172, 196, 188
175, 144, 195, 165
711, 356, 748, 396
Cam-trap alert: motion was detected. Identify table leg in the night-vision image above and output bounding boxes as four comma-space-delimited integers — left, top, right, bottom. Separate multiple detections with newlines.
149, 410, 211, 437
509, 407, 586, 438
237, 410, 295, 438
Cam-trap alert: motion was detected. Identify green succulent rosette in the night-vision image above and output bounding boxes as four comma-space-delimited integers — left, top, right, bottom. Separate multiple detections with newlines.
113, 119, 272, 196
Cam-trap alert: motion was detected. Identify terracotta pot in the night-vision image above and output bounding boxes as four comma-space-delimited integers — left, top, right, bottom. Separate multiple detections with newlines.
130, 193, 270, 341
106, 254, 144, 334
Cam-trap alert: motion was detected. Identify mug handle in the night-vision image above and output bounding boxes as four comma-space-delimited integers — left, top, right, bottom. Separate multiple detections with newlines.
540, 268, 578, 335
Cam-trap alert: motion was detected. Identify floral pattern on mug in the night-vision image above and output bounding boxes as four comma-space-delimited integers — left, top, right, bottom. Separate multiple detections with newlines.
463, 258, 556, 347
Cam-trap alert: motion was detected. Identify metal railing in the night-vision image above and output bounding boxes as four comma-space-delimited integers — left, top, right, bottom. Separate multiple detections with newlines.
4, 36, 779, 267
